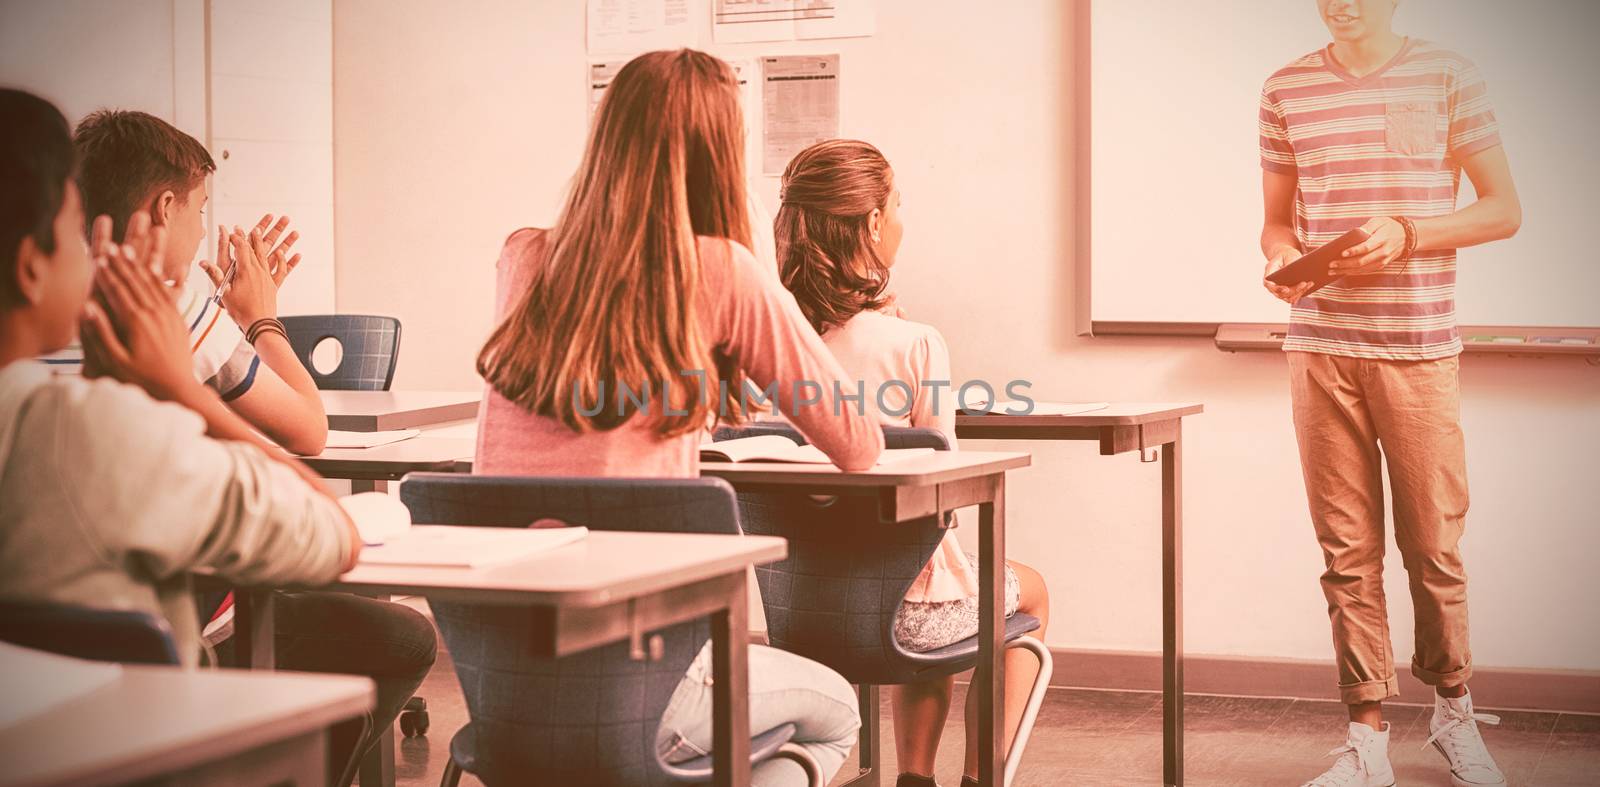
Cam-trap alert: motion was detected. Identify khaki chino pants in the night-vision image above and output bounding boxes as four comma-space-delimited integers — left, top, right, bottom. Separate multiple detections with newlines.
1287, 351, 1473, 704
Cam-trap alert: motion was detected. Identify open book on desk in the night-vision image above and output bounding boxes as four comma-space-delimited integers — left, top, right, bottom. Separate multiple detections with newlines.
700, 435, 933, 465
358, 525, 589, 569
959, 401, 1109, 417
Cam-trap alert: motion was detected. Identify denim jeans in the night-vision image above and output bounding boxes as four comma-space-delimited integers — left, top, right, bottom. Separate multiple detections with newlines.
217, 591, 438, 785
657, 642, 861, 787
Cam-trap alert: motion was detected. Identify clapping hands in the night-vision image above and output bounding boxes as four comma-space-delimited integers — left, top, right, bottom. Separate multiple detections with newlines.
201, 214, 301, 327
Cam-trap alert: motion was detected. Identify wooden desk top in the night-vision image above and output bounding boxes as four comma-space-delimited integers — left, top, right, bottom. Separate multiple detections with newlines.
701, 450, 1031, 487
0, 666, 372, 787
321, 390, 480, 432
956, 402, 1203, 430
302, 435, 476, 477
329, 530, 786, 607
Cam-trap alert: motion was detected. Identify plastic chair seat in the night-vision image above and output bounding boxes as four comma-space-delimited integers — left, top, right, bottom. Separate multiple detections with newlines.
658, 722, 797, 782
902, 613, 1042, 669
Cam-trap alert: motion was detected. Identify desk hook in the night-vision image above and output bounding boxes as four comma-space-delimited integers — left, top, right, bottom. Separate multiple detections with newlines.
1140, 447, 1160, 463
627, 600, 665, 662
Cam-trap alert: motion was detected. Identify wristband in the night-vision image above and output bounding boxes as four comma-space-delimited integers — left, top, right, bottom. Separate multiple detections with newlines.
246, 317, 288, 346
1392, 215, 1418, 260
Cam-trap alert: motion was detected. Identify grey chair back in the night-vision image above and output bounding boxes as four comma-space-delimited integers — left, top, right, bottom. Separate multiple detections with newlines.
712, 424, 962, 685
280, 314, 401, 390
398, 474, 751, 786
0, 599, 180, 665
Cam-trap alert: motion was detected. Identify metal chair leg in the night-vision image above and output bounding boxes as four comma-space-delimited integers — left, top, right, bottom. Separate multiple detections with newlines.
775, 742, 825, 787
439, 757, 463, 787
836, 683, 881, 786
1002, 637, 1053, 787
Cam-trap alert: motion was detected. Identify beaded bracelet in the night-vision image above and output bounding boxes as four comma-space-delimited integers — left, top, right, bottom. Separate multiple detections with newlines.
1393, 215, 1418, 260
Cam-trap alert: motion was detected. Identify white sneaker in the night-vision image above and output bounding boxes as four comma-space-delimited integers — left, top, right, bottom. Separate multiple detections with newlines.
1301, 722, 1396, 787
1424, 691, 1507, 787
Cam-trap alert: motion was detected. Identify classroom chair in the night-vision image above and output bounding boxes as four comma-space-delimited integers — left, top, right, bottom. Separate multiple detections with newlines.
712, 424, 1053, 787
281, 313, 429, 737
0, 599, 179, 665
397, 473, 824, 787
280, 314, 402, 391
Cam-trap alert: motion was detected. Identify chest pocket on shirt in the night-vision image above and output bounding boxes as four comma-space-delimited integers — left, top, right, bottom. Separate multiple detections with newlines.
1385, 101, 1440, 156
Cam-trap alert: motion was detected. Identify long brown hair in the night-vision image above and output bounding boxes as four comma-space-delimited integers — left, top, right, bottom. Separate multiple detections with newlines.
775, 139, 893, 335
477, 50, 751, 437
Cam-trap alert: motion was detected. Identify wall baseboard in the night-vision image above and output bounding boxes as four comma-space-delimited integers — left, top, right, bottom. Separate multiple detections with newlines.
1031, 648, 1600, 715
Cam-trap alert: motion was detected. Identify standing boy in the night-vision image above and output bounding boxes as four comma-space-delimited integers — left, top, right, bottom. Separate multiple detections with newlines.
1259, 1, 1521, 786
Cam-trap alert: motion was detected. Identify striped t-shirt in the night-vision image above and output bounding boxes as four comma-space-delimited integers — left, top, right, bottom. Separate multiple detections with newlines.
41, 282, 261, 400
1259, 39, 1501, 360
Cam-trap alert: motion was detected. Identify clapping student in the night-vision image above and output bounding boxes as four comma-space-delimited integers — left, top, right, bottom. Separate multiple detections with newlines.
61, 110, 326, 455
776, 139, 1050, 787
0, 88, 386, 784
60, 107, 435, 785
474, 50, 883, 786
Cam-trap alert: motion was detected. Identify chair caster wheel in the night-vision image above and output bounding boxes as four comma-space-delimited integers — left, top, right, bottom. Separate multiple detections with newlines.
400, 697, 429, 737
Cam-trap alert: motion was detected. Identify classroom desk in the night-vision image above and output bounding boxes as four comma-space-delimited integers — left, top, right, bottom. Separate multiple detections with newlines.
228, 530, 786, 787
702, 450, 1031, 787
302, 435, 476, 492
320, 390, 480, 432
0, 665, 372, 787
956, 402, 1203, 787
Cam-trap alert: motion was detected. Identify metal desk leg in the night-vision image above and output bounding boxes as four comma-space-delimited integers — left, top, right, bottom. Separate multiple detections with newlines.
357, 727, 395, 787
712, 571, 752, 787
233, 589, 276, 670
1163, 430, 1185, 787
978, 474, 1007, 786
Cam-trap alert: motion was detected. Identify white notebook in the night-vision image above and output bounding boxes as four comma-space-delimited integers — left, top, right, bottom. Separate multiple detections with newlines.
960, 401, 1109, 417
324, 429, 421, 449
358, 525, 589, 568
700, 435, 933, 465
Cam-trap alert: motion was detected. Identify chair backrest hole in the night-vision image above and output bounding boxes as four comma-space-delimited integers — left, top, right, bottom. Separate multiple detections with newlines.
310, 336, 344, 375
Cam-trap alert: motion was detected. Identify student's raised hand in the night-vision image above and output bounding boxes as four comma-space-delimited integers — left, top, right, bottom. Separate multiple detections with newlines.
1262, 245, 1314, 304
1330, 216, 1406, 277
212, 224, 281, 327
88, 214, 115, 261
81, 215, 199, 402
244, 214, 301, 286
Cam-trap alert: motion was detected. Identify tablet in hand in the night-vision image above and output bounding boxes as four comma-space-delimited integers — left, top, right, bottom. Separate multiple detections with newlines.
1265, 228, 1371, 295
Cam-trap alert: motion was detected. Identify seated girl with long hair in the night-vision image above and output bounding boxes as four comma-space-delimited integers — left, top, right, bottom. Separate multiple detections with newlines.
775, 139, 1051, 787
474, 51, 884, 786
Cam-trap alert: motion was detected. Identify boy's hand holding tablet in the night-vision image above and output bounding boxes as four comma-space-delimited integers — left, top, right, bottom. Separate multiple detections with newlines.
1329, 216, 1411, 276
1262, 244, 1313, 304
1262, 226, 1378, 303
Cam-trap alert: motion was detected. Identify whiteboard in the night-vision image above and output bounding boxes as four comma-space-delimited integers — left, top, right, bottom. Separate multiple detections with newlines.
1088, 0, 1600, 328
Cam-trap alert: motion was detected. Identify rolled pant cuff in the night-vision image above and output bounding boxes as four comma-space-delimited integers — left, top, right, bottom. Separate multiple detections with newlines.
1412, 661, 1472, 688
1339, 675, 1400, 705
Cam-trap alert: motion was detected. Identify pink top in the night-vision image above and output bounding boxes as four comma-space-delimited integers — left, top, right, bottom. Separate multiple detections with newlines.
820, 310, 979, 603
475, 228, 884, 479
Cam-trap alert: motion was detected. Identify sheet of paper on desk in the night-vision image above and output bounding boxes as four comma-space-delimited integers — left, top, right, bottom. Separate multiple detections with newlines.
960, 401, 1110, 416
358, 526, 590, 568
0, 641, 122, 730
700, 436, 933, 465
341, 491, 412, 545
324, 429, 421, 449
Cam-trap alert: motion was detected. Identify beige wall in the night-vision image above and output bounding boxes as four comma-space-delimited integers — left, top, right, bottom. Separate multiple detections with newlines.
332, 1, 1600, 672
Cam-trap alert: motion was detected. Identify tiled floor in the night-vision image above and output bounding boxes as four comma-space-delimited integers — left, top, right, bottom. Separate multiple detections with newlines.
389, 650, 1600, 786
